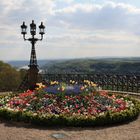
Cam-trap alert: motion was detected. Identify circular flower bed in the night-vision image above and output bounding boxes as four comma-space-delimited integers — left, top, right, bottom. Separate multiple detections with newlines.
0, 80, 140, 127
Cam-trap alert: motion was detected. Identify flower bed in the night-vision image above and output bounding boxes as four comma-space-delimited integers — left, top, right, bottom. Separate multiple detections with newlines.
0, 81, 140, 127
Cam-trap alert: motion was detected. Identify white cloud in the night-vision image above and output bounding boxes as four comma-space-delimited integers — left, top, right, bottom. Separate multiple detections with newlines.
0, 0, 140, 60
48, 1, 140, 34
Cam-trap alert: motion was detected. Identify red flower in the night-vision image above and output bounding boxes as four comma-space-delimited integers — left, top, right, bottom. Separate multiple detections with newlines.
88, 108, 92, 114
75, 104, 79, 109
77, 109, 81, 113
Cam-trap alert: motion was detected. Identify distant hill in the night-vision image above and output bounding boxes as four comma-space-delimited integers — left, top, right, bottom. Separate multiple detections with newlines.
41, 57, 140, 74
7, 60, 29, 68
7, 59, 66, 68
6, 59, 69, 72
6, 57, 140, 75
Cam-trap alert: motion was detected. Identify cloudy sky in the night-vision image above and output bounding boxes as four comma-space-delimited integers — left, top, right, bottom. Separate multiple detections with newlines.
0, 0, 140, 61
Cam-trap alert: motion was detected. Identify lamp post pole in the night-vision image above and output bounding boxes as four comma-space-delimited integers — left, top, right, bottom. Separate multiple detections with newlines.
20, 20, 45, 90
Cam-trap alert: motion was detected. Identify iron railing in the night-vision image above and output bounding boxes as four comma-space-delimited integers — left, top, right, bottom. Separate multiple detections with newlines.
41, 73, 140, 93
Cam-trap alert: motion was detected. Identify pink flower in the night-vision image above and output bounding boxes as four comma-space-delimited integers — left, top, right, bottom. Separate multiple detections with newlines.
75, 104, 79, 109
77, 109, 81, 113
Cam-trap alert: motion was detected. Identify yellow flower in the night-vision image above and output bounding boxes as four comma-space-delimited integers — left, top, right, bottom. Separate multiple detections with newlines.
36, 83, 40, 86
36, 83, 45, 90
84, 85, 87, 88
92, 83, 97, 87
50, 81, 54, 85
61, 87, 65, 91
80, 86, 85, 90
84, 80, 87, 83
72, 80, 75, 84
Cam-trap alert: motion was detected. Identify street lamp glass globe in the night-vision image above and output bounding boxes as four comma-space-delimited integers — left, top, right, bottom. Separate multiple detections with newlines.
30, 20, 36, 35
21, 21, 27, 34
39, 22, 45, 35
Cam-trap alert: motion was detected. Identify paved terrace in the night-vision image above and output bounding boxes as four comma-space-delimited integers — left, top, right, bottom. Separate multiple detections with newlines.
0, 115, 139, 140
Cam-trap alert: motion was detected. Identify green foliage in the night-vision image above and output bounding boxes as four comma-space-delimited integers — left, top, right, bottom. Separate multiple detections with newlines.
42, 58, 140, 74
0, 61, 22, 91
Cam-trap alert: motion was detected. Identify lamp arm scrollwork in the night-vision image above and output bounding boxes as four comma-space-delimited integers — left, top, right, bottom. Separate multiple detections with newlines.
23, 34, 28, 41
37, 34, 43, 41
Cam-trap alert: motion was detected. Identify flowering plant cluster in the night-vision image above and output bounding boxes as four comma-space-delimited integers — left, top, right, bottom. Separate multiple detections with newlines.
42, 80, 99, 96
0, 81, 135, 118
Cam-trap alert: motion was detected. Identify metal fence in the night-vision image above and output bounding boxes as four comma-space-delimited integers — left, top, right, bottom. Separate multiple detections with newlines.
41, 73, 140, 93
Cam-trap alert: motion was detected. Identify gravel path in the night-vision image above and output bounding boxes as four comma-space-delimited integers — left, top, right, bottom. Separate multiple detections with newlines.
0, 115, 140, 140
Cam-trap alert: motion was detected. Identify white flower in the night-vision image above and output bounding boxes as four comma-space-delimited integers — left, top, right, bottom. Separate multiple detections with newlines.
23, 109, 26, 111
33, 113, 37, 116
99, 112, 105, 116
6, 107, 14, 111
26, 103, 30, 106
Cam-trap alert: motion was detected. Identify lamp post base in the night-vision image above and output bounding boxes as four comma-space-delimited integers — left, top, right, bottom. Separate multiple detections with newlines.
28, 65, 39, 90
18, 66, 41, 91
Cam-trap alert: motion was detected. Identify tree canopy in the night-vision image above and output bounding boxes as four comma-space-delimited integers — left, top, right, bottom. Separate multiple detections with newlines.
0, 61, 21, 91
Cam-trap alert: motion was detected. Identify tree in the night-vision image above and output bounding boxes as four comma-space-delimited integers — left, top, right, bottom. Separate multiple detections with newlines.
0, 61, 21, 91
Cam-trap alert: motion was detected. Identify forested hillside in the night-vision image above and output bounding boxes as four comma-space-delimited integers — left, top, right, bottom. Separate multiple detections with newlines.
42, 58, 140, 74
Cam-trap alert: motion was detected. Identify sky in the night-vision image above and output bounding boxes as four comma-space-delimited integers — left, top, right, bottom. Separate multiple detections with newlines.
0, 0, 140, 61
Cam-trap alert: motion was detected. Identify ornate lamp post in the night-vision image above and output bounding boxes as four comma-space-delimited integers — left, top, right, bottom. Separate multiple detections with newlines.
20, 20, 45, 90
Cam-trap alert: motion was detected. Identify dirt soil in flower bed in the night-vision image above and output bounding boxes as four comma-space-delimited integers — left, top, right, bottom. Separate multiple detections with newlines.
0, 115, 139, 140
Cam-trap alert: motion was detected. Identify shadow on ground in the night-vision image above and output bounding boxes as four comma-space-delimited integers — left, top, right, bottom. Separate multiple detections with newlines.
0, 116, 138, 132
